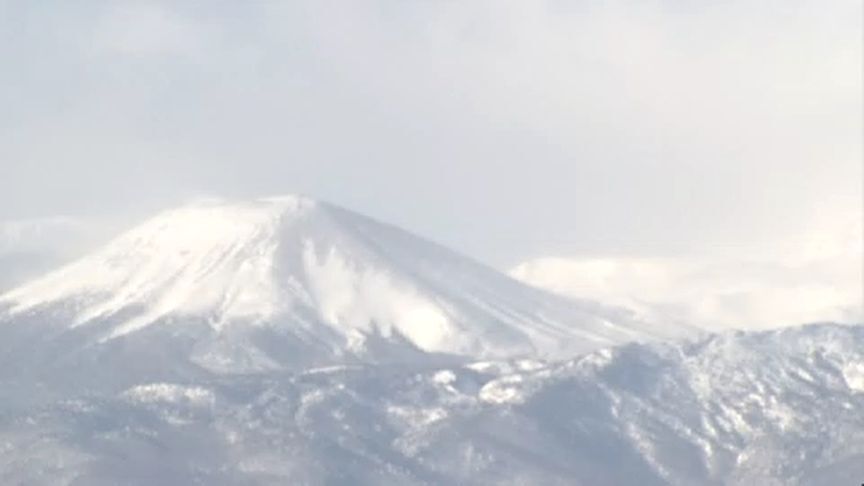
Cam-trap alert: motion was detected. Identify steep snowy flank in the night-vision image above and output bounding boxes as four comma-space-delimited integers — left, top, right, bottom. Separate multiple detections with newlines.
0, 196, 687, 373
1, 323, 861, 485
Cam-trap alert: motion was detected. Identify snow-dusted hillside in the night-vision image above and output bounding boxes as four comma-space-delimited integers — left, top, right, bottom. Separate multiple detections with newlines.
0, 323, 861, 485
0, 196, 685, 379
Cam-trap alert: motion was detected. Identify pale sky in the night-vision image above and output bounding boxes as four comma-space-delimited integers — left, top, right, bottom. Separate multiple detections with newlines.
1, 0, 861, 267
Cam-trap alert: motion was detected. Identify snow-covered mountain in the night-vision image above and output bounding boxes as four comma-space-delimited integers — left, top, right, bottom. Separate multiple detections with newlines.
0, 196, 684, 383
1, 195, 858, 485
1, 323, 861, 485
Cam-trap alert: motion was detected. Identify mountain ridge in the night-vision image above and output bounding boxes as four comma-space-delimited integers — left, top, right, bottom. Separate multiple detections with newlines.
1, 322, 860, 485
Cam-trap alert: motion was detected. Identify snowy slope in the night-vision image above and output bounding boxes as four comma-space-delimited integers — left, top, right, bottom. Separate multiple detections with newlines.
0, 323, 861, 485
0, 196, 686, 377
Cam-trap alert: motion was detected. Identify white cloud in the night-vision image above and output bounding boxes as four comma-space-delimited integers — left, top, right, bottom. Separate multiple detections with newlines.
512, 243, 861, 331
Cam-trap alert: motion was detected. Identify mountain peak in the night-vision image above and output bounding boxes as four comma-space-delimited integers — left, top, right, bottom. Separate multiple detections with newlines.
150, 194, 320, 235
122, 195, 318, 254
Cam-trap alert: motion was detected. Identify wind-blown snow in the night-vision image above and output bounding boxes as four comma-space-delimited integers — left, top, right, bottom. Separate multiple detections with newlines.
301, 240, 461, 353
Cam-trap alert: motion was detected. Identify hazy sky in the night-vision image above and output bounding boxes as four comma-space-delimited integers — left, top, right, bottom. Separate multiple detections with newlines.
1, 0, 860, 265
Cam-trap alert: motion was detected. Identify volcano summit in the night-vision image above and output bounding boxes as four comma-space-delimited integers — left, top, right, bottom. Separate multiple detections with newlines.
0, 196, 685, 379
